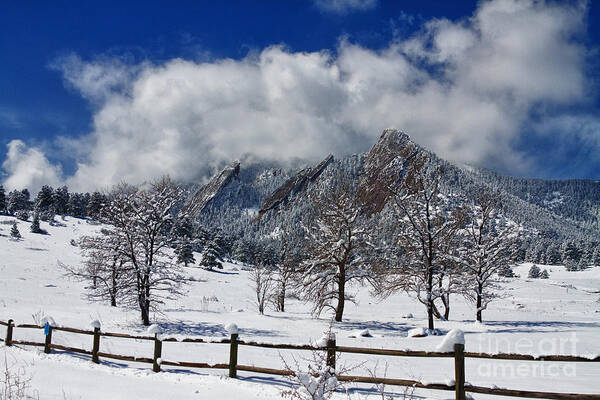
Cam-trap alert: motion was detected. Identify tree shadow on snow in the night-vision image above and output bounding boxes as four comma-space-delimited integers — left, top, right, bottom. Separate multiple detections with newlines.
155, 321, 281, 338
333, 320, 414, 336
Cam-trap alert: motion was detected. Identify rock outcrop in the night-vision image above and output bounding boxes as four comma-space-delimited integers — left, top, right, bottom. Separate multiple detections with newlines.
257, 154, 334, 219
356, 129, 421, 216
183, 161, 241, 217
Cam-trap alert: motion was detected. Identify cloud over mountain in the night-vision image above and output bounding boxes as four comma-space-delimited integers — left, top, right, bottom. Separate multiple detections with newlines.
2, 0, 596, 192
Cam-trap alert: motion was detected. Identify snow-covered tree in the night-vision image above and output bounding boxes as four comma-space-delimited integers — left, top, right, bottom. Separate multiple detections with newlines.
10, 222, 21, 239
295, 182, 370, 322
7, 189, 31, 215
528, 264, 541, 278
457, 190, 518, 322
0, 185, 6, 214
35, 185, 54, 213
539, 269, 549, 279
63, 229, 131, 307
372, 160, 461, 330
68, 193, 89, 218
30, 213, 43, 234
52, 186, 70, 215
99, 178, 186, 325
87, 192, 106, 220
200, 239, 222, 270
562, 241, 581, 271
272, 229, 301, 312
175, 239, 195, 267
251, 261, 274, 315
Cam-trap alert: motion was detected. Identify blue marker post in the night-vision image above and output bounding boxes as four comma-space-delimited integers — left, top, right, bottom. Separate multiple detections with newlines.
44, 322, 53, 354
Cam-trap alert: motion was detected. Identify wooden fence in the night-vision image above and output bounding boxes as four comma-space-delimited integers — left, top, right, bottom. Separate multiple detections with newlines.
1, 319, 599, 400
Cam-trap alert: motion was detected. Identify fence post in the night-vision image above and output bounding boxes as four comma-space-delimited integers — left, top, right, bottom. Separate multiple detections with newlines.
153, 333, 162, 372
5, 319, 13, 346
229, 333, 239, 378
326, 336, 336, 371
92, 327, 101, 364
44, 325, 53, 354
454, 343, 465, 400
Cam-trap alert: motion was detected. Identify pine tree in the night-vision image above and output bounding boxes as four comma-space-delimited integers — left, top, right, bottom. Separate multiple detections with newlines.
30, 213, 43, 234
35, 185, 55, 212
7, 190, 30, 215
67, 193, 88, 218
539, 269, 549, 279
175, 240, 196, 267
528, 264, 541, 278
87, 192, 106, 220
0, 185, 6, 214
498, 264, 515, 278
592, 247, 600, 267
10, 222, 21, 239
561, 241, 580, 271
52, 186, 70, 215
201, 240, 222, 270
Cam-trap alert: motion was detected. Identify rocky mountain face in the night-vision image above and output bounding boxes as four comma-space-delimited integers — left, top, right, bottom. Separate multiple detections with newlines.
184, 129, 600, 244
183, 161, 241, 217
356, 129, 420, 216
257, 154, 334, 219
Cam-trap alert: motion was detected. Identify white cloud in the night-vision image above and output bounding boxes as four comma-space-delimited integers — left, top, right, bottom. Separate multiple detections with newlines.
313, 0, 378, 14
2, 0, 596, 191
2, 140, 63, 194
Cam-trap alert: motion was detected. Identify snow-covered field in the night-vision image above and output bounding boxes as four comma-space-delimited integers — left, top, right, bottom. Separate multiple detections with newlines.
0, 215, 599, 399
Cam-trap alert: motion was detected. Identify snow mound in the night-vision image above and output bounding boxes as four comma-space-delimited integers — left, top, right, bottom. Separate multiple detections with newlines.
407, 327, 427, 338
348, 329, 372, 338
436, 329, 465, 352
316, 332, 336, 347
402, 313, 414, 319
147, 324, 161, 335
90, 320, 101, 330
225, 323, 238, 335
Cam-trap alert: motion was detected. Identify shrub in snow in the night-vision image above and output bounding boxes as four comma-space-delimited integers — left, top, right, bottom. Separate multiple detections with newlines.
10, 222, 21, 239
15, 210, 29, 221
1, 358, 35, 400
402, 313, 414, 319
539, 269, 549, 279
281, 329, 349, 400
528, 264, 541, 279
435, 329, 465, 352
498, 264, 515, 278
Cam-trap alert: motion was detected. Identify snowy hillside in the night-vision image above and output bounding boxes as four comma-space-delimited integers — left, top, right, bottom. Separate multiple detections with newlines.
0, 215, 599, 399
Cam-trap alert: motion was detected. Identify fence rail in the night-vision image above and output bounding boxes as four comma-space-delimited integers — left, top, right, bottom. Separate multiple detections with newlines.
1, 318, 599, 400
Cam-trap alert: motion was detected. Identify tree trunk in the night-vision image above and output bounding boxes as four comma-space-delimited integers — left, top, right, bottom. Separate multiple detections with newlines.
427, 268, 434, 330
476, 288, 483, 322
278, 285, 285, 312
335, 273, 345, 322
141, 304, 150, 326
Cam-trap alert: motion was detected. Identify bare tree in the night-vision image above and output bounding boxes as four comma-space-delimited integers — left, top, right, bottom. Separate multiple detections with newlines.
100, 177, 186, 325
63, 228, 132, 307
295, 183, 370, 322
272, 229, 299, 312
372, 159, 461, 330
457, 190, 518, 322
251, 261, 275, 315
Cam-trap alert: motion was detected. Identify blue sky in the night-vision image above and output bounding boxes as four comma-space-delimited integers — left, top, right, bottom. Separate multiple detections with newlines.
1, 0, 599, 193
